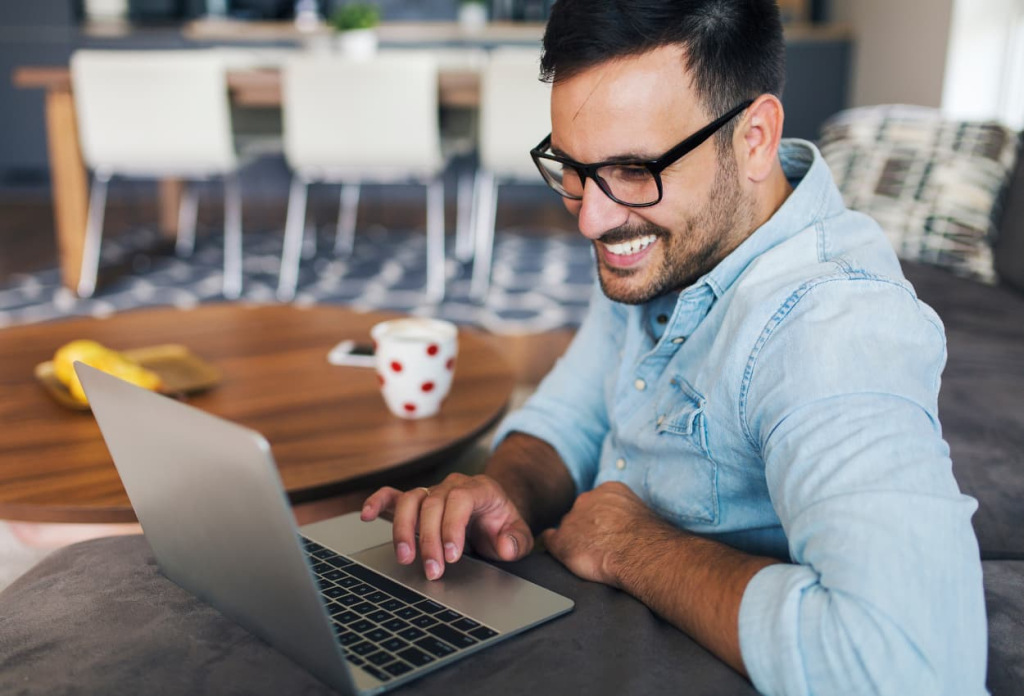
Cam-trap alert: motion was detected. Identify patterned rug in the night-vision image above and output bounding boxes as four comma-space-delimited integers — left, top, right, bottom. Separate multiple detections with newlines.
0, 225, 596, 334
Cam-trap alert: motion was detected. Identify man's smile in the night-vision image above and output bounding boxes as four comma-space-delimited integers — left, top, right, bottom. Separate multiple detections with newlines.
599, 235, 659, 269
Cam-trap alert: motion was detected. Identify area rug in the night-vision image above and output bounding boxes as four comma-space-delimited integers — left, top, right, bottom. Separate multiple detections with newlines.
0, 225, 596, 334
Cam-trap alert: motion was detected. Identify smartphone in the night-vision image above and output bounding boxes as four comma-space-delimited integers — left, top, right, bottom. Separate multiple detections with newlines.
327, 340, 376, 367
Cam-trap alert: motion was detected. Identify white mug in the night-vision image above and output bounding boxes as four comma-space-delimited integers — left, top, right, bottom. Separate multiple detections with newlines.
370, 318, 459, 419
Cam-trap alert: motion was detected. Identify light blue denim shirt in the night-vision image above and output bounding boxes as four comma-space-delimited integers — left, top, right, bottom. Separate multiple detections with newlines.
493, 140, 988, 695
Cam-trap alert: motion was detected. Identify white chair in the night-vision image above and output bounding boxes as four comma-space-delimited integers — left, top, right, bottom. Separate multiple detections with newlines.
470, 48, 552, 301
70, 50, 244, 299
278, 53, 447, 303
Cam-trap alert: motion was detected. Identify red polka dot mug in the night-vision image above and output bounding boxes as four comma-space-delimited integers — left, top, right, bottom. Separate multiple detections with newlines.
370, 318, 459, 419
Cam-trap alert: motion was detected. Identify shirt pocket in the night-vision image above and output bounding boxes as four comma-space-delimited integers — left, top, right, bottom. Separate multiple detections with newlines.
643, 375, 720, 526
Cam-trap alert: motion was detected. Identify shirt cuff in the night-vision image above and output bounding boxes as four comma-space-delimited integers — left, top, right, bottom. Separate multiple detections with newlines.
738, 562, 818, 696
491, 407, 592, 496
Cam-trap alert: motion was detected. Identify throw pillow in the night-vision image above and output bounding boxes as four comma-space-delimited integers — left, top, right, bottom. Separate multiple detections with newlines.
819, 105, 1020, 284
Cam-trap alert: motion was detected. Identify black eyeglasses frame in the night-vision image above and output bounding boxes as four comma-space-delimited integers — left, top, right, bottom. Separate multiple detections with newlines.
529, 98, 755, 208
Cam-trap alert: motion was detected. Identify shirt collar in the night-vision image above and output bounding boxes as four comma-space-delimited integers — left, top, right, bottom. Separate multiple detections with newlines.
686, 139, 845, 301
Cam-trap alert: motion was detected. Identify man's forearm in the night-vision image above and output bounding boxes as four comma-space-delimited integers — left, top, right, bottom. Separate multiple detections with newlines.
484, 432, 576, 535
614, 519, 780, 677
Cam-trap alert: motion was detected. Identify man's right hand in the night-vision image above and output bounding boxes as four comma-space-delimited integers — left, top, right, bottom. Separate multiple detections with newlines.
360, 473, 534, 581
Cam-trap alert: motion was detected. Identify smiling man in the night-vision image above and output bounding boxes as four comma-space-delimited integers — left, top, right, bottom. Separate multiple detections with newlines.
361, 1, 988, 693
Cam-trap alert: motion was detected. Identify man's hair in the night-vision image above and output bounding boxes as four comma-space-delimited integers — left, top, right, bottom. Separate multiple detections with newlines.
540, 0, 786, 153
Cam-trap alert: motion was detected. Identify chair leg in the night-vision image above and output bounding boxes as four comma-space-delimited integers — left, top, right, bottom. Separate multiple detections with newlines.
222, 173, 243, 300
454, 171, 475, 262
470, 172, 498, 302
77, 171, 110, 298
175, 182, 200, 258
334, 183, 360, 256
425, 178, 445, 303
277, 176, 309, 302
302, 200, 318, 260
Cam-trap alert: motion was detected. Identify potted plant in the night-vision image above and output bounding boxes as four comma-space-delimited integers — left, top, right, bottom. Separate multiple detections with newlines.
458, 0, 488, 33
331, 2, 381, 59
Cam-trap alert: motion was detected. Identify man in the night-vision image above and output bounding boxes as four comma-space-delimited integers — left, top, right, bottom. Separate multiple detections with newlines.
362, 1, 988, 693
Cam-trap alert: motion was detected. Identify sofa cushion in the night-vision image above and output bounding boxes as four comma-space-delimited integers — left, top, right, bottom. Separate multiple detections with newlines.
994, 137, 1024, 292
820, 105, 1020, 284
903, 260, 1024, 557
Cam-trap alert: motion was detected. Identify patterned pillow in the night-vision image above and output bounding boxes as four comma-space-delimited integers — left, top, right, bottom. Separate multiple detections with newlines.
818, 105, 1020, 284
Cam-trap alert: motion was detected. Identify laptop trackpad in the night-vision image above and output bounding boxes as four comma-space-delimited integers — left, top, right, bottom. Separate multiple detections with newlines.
351, 543, 567, 634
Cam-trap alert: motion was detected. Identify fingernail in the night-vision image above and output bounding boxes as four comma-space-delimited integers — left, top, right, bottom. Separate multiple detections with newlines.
507, 534, 519, 557
425, 559, 441, 580
444, 542, 459, 563
361, 504, 372, 518
397, 542, 412, 563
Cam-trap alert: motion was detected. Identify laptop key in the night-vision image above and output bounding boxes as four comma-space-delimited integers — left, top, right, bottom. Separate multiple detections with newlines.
345, 563, 425, 604
350, 619, 375, 634
382, 618, 409, 633
323, 587, 346, 599
360, 665, 391, 682
381, 599, 405, 612
349, 641, 376, 656
398, 626, 426, 641
469, 626, 499, 641
325, 555, 354, 569
336, 611, 360, 624
428, 624, 477, 649
323, 569, 347, 582
339, 594, 361, 607
414, 599, 445, 614
367, 610, 392, 624
337, 632, 360, 647
366, 591, 390, 604
396, 647, 434, 667
411, 614, 438, 629
366, 651, 393, 666
384, 661, 413, 677
351, 584, 374, 596
381, 637, 409, 652
435, 609, 463, 623
365, 628, 391, 644
332, 622, 347, 635
327, 602, 348, 616
312, 548, 334, 559
312, 562, 332, 574
451, 618, 480, 632
353, 602, 377, 615
395, 607, 421, 621
316, 578, 335, 590
414, 636, 456, 658
345, 654, 365, 666
337, 577, 360, 589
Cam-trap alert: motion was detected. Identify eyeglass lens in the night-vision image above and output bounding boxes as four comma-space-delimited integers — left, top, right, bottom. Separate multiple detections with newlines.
535, 158, 659, 206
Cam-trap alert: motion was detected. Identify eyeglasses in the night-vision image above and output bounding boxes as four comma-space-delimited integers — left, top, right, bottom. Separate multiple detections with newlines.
530, 99, 754, 207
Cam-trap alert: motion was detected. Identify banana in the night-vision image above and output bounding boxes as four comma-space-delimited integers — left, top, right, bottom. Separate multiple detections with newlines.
53, 340, 164, 405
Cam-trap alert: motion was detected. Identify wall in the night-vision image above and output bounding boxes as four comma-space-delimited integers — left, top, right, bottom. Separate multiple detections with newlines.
830, 0, 954, 108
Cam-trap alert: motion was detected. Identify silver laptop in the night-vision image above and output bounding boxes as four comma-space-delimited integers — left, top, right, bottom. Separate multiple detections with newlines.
76, 362, 573, 695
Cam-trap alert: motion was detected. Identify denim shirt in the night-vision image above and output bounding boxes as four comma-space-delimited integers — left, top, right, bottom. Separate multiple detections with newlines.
493, 140, 988, 695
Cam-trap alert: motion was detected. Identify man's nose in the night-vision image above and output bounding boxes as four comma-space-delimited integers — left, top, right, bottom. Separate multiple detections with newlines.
576, 178, 629, 241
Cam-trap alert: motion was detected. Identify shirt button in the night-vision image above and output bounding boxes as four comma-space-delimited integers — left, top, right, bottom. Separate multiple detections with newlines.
634, 378, 646, 391
656, 414, 665, 426
656, 314, 669, 324
672, 336, 685, 344
615, 458, 626, 470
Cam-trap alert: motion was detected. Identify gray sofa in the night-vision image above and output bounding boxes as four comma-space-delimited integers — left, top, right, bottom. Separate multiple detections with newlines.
0, 155, 1022, 694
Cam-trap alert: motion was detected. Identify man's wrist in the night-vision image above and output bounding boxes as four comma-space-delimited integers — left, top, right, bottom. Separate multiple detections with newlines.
610, 513, 686, 592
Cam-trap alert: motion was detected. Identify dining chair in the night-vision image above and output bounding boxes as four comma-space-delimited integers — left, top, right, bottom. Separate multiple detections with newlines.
70, 50, 244, 299
470, 48, 552, 301
278, 53, 448, 303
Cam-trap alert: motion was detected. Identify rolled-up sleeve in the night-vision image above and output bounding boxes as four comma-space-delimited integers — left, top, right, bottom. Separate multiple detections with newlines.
491, 283, 620, 494
738, 277, 988, 696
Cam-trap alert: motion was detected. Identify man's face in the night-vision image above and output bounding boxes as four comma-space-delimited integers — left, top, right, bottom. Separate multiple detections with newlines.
550, 45, 754, 304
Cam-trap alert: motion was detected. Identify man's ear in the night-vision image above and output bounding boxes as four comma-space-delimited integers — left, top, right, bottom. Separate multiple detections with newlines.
735, 95, 785, 183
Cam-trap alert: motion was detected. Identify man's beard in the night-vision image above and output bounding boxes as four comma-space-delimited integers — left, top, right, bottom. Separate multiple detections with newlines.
594, 153, 751, 305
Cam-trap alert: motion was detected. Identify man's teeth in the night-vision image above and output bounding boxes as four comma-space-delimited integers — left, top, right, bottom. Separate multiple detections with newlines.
603, 235, 657, 256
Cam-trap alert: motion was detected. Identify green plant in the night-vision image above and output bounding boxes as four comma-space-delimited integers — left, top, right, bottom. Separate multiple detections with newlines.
330, 3, 380, 31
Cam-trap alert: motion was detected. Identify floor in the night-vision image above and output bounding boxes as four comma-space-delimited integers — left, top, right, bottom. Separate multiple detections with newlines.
0, 174, 581, 591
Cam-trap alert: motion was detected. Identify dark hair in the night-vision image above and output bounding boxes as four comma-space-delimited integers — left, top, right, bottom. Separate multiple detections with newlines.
540, 0, 786, 153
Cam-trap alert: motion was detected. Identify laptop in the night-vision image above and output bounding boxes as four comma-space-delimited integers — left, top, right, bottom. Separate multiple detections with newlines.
76, 362, 574, 695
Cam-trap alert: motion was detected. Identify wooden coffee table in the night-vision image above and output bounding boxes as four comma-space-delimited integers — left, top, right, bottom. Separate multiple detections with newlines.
0, 304, 514, 524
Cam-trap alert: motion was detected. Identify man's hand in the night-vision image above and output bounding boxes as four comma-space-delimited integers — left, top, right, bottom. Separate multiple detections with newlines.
361, 473, 533, 580
540, 481, 671, 588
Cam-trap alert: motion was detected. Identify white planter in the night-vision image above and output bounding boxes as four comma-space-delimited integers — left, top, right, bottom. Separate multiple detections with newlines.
84, 0, 128, 21
458, 3, 488, 33
335, 29, 379, 60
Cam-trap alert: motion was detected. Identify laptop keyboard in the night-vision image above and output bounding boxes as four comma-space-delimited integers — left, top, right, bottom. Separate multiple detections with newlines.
301, 536, 501, 684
